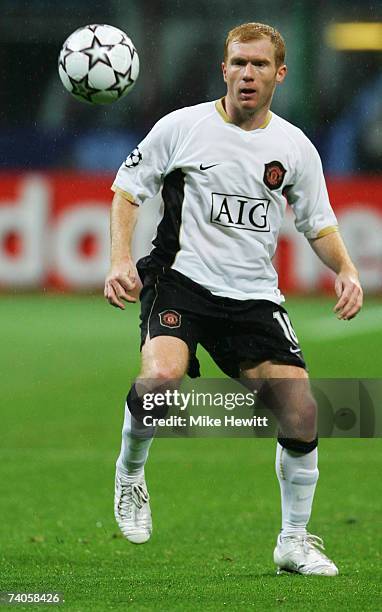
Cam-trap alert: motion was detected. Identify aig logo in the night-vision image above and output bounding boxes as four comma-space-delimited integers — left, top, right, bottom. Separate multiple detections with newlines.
210, 193, 270, 232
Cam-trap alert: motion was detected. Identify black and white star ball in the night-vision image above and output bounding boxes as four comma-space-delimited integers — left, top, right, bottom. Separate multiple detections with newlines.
58, 24, 139, 105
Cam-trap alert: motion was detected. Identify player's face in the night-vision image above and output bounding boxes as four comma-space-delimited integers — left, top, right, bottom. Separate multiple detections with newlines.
222, 38, 287, 115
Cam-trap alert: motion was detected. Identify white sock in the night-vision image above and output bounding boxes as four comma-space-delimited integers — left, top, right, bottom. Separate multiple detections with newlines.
116, 401, 154, 478
275, 442, 319, 538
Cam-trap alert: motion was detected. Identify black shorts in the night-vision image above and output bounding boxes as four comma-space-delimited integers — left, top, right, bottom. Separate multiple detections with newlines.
137, 258, 307, 378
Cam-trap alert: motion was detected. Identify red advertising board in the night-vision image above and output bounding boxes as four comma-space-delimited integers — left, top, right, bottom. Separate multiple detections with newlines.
0, 173, 112, 290
0, 173, 381, 292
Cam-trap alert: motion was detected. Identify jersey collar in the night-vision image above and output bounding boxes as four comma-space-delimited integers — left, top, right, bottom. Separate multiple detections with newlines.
215, 97, 272, 130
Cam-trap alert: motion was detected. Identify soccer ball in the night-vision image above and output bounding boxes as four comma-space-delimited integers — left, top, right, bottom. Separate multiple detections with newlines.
58, 24, 139, 105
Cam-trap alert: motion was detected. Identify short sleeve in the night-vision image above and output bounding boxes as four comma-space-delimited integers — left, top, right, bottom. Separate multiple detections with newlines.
112, 111, 180, 206
287, 138, 338, 239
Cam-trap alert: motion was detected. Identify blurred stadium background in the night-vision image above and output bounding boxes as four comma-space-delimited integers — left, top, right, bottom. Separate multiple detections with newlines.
1, 0, 382, 292
1, 1, 381, 610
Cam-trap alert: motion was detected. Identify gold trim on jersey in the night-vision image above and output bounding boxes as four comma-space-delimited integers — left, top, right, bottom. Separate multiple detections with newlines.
215, 98, 231, 123
215, 97, 272, 129
316, 225, 339, 238
259, 111, 272, 129
111, 184, 138, 205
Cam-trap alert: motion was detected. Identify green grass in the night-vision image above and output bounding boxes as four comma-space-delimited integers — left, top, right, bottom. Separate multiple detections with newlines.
1, 295, 381, 610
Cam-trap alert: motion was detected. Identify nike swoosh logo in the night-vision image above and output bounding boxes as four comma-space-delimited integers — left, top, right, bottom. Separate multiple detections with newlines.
290, 346, 301, 353
200, 163, 220, 170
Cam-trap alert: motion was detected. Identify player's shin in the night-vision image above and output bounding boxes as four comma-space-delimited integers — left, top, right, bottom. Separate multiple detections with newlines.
275, 438, 319, 537
116, 384, 155, 478
115, 384, 154, 543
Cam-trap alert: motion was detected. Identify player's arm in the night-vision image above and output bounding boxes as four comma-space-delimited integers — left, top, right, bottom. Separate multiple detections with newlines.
104, 190, 141, 310
288, 136, 363, 321
308, 230, 363, 320
105, 110, 182, 310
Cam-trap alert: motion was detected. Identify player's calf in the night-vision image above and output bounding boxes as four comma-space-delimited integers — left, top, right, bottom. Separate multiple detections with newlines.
274, 436, 339, 575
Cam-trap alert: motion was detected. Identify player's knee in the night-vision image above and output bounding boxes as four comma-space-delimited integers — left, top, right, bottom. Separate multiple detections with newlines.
140, 363, 186, 381
279, 393, 317, 442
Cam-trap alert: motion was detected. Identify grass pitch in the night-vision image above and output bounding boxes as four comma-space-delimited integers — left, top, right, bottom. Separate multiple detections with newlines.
1, 295, 381, 610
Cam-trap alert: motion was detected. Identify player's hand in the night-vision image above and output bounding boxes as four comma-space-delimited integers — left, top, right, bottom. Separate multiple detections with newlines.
333, 269, 363, 320
104, 260, 142, 309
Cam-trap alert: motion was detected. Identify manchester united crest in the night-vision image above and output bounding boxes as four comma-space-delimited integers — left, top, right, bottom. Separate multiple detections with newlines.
263, 161, 286, 191
159, 310, 181, 328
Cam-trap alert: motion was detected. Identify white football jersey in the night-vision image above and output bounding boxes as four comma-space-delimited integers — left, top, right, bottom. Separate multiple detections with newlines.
112, 99, 337, 303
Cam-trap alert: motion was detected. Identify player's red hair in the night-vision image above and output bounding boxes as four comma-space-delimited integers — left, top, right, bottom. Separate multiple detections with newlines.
224, 22, 286, 67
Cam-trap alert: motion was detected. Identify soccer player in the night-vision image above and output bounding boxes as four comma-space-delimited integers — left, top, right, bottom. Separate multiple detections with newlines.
105, 22, 363, 576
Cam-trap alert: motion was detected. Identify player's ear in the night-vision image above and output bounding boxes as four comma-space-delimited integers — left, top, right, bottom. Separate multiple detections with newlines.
276, 64, 287, 84
222, 61, 227, 82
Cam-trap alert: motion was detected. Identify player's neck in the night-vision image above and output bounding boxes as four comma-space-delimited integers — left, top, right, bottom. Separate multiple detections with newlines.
223, 96, 271, 131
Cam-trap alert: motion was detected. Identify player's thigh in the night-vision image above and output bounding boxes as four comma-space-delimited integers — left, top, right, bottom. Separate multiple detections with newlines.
138, 268, 201, 380
241, 361, 316, 436
139, 335, 190, 379
240, 361, 310, 412
203, 300, 307, 378
241, 360, 308, 380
